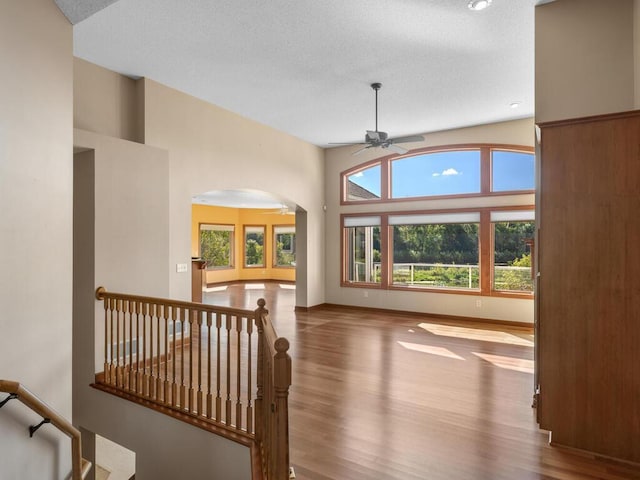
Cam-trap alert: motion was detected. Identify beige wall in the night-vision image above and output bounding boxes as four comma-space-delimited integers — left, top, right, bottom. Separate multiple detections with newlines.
74, 58, 143, 142
72, 130, 250, 480
142, 79, 325, 307
536, 0, 635, 123
324, 118, 536, 323
0, 0, 74, 478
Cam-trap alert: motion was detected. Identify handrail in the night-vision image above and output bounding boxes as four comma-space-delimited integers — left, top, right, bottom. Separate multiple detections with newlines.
94, 287, 291, 480
0, 380, 91, 480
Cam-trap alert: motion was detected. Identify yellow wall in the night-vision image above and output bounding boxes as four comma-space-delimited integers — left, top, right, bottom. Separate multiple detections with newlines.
192, 204, 296, 284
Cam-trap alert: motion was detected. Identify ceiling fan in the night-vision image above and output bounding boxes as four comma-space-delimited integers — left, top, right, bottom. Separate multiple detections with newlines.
331, 83, 424, 155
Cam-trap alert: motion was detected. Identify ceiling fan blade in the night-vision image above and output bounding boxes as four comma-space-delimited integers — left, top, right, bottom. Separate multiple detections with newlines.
352, 145, 371, 156
389, 135, 424, 144
386, 143, 408, 154
328, 142, 367, 145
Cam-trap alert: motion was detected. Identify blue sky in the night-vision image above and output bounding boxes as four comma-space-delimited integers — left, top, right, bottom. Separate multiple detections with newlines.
348, 150, 534, 198
392, 151, 481, 197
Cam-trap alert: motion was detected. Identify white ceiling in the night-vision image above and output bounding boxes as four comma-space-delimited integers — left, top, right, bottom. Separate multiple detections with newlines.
192, 189, 297, 211
69, 0, 542, 148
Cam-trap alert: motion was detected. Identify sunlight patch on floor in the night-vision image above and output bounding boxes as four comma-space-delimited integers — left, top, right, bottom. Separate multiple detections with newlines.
472, 352, 534, 373
203, 285, 228, 293
245, 283, 266, 290
398, 341, 465, 360
419, 323, 534, 347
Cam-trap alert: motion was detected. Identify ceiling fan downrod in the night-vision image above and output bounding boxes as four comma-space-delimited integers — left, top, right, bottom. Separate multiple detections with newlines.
371, 82, 382, 132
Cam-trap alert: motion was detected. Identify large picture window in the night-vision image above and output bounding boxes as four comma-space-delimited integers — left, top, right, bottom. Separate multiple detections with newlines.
200, 224, 234, 269
390, 213, 480, 289
344, 216, 381, 284
244, 226, 265, 267
274, 226, 296, 267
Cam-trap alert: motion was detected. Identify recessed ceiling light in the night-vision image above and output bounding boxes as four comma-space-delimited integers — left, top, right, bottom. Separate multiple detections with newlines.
468, 0, 492, 11
509, 102, 521, 109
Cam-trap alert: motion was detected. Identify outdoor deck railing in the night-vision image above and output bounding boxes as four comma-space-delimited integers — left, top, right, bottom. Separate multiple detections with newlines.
94, 287, 291, 480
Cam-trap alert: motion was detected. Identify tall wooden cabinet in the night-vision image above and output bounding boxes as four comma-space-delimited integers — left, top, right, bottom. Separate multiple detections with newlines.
537, 110, 640, 464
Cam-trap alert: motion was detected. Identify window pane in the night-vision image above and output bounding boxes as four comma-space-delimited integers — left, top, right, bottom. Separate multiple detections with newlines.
245, 227, 265, 267
492, 150, 535, 191
493, 221, 535, 292
391, 223, 479, 289
345, 225, 381, 283
346, 164, 381, 200
275, 231, 296, 267
391, 151, 481, 198
200, 226, 233, 269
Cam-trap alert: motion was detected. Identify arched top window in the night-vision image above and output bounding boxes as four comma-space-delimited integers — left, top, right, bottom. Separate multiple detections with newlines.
341, 144, 534, 204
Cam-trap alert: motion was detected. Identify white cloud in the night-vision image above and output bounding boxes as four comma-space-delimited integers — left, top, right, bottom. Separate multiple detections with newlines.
432, 168, 462, 177
353, 172, 364, 177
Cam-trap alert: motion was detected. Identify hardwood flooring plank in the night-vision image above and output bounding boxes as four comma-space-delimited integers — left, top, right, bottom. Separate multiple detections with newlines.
203, 282, 640, 480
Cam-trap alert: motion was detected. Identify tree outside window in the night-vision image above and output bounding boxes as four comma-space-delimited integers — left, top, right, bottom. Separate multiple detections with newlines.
274, 226, 296, 267
244, 226, 265, 267
390, 213, 480, 289
492, 211, 535, 292
200, 224, 234, 269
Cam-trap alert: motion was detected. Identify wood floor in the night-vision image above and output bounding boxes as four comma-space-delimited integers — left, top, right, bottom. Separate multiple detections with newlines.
203, 282, 640, 480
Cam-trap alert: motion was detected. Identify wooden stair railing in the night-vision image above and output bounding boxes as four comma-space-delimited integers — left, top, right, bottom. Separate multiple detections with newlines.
0, 380, 92, 480
94, 287, 292, 480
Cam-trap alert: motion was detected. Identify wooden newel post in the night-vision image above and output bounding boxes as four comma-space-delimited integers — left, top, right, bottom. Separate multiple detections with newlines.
273, 337, 292, 480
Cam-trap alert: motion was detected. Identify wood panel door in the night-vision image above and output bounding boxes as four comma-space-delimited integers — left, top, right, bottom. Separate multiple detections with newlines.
538, 110, 640, 464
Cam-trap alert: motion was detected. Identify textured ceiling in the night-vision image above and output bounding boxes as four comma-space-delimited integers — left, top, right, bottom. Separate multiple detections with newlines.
71, 0, 542, 148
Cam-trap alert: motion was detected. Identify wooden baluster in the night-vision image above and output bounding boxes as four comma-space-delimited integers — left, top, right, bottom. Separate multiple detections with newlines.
123, 300, 134, 390
206, 312, 213, 419
110, 298, 116, 385
103, 298, 110, 384
254, 308, 265, 445
116, 299, 122, 388
215, 313, 222, 422
170, 306, 177, 407
156, 304, 163, 401
167, 304, 174, 407
254, 301, 266, 447
139, 301, 146, 396
236, 316, 243, 430
132, 300, 138, 393
225, 314, 232, 425
246, 315, 253, 434
188, 309, 196, 412
146, 302, 154, 399
196, 310, 203, 416
180, 308, 187, 410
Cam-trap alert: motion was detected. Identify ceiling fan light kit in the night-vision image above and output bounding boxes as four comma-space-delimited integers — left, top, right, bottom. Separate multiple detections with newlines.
468, 0, 492, 11
330, 82, 424, 156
